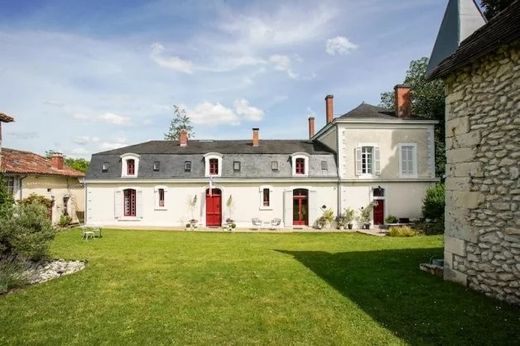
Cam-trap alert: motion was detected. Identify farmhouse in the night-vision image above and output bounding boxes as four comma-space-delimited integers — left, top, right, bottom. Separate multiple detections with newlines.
86, 86, 438, 229
428, 0, 520, 303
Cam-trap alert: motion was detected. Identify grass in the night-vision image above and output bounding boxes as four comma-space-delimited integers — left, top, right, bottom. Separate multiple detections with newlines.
0, 229, 518, 345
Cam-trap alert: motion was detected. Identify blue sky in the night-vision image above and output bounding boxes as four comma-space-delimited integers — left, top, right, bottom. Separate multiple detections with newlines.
0, 0, 446, 158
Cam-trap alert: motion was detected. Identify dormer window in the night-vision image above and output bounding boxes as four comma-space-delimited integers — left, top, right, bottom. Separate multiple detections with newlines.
184, 161, 192, 172
204, 153, 223, 177
233, 161, 241, 172
102, 162, 109, 173
291, 153, 309, 176
271, 161, 279, 171
120, 153, 140, 177
153, 161, 160, 171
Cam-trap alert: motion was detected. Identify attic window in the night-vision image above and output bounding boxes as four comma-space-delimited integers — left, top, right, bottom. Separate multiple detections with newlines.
102, 162, 109, 172
321, 161, 328, 171
153, 161, 160, 171
271, 161, 279, 171
184, 161, 192, 172
233, 161, 241, 172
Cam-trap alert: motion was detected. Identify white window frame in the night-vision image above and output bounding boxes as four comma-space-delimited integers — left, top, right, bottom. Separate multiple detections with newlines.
120, 153, 140, 178
115, 186, 143, 221
259, 185, 273, 210
355, 143, 380, 178
291, 153, 309, 177
154, 185, 168, 210
204, 153, 223, 177
399, 143, 418, 178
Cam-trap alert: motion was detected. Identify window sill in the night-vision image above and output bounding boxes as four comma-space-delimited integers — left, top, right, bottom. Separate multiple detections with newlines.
399, 174, 418, 179
118, 217, 141, 221
154, 207, 168, 211
293, 174, 308, 177
259, 207, 273, 211
121, 175, 138, 178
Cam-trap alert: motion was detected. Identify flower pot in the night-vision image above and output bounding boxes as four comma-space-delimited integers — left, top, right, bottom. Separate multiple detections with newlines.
347, 224, 353, 230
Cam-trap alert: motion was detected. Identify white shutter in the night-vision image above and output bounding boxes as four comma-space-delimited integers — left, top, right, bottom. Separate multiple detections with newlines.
153, 189, 158, 209
136, 190, 143, 219
355, 147, 362, 176
114, 190, 122, 219
283, 190, 292, 227
308, 190, 318, 228
374, 147, 381, 176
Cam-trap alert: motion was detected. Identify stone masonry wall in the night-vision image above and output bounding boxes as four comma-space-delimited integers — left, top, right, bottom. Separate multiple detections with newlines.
444, 41, 520, 304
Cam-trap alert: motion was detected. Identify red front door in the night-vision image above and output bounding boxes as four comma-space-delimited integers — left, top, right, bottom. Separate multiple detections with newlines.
206, 189, 222, 227
293, 189, 308, 226
373, 199, 384, 225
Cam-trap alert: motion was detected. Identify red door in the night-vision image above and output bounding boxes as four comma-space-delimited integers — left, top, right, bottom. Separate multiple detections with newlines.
206, 189, 222, 227
373, 199, 384, 225
293, 189, 308, 226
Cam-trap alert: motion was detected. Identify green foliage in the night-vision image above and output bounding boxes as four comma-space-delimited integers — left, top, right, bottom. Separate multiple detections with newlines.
388, 226, 418, 237
380, 57, 446, 177
58, 214, 73, 227
384, 215, 398, 224
164, 105, 194, 140
0, 174, 14, 219
0, 258, 27, 294
358, 202, 375, 225
414, 220, 444, 235
480, 0, 514, 19
422, 183, 445, 221
337, 208, 355, 227
64, 158, 90, 173
0, 202, 55, 261
21, 194, 53, 209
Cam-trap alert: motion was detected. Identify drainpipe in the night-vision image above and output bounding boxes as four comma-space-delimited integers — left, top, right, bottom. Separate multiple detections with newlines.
336, 124, 342, 215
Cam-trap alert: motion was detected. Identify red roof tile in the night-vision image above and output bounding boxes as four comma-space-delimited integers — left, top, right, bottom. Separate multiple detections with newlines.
1, 148, 85, 177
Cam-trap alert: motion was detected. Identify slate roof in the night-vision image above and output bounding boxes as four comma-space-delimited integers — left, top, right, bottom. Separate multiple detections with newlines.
1, 148, 85, 177
428, 0, 520, 79
87, 140, 338, 180
0, 113, 14, 122
336, 102, 433, 121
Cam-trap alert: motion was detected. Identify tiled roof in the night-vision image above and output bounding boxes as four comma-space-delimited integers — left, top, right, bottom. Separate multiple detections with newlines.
0, 113, 14, 122
428, 0, 520, 79
1, 148, 85, 177
337, 103, 432, 121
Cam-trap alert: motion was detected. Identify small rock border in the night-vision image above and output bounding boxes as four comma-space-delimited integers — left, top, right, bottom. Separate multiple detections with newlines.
22, 259, 87, 284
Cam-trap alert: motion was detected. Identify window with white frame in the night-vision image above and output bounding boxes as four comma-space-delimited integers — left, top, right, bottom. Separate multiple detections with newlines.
121, 153, 140, 177
123, 189, 137, 216
155, 186, 168, 209
399, 143, 417, 177
355, 145, 380, 176
291, 153, 309, 176
259, 186, 273, 209
5, 176, 15, 195
204, 153, 223, 177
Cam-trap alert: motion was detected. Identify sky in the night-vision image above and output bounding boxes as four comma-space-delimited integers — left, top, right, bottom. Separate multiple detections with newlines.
0, 0, 447, 159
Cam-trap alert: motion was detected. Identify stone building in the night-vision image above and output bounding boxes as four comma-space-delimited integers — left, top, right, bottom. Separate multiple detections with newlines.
428, 0, 520, 304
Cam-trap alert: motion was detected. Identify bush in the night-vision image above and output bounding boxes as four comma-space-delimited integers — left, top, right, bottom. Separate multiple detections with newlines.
0, 174, 14, 220
385, 215, 398, 224
388, 226, 418, 237
0, 202, 55, 261
414, 220, 444, 235
422, 183, 445, 221
58, 214, 72, 227
0, 258, 27, 294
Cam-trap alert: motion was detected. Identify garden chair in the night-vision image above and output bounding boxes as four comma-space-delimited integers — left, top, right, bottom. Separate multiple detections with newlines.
82, 229, 94, 240
251, 218, 263, 229
270, 218, 281, 230
92, 227, 102, 238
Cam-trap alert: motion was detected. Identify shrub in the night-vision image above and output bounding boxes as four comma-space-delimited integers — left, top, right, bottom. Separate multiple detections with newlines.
422, 183, 445, 221
414, 219, 444, 235
58, 214, 72, 228
0, 174, 14, 220
385, 215, 398, 224
357, 202, 375, 225
0, 202, 55, 261
0, 258, 27, 294
388, 226, 417, 237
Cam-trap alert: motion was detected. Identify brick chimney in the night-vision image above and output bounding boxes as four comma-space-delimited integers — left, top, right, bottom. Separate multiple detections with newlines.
394, 85, 412, 118
252, 128, 259, 147
51, 152, 64, 170
325, 95, 334, 124
179, 129, 188, 147
308, 117, 315, 139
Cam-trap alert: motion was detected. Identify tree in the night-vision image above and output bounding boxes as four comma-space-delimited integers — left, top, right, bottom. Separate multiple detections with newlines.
480, 0, 514, 19
0, 174, 14, 220
380, 57, 446, 177
164, 105, 194, 140
64, 158, 89, 173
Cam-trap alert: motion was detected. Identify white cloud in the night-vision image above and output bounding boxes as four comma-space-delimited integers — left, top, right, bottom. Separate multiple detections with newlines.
268, 55, 298, 79
325, 36, 358, 56
73, 136, 100, 145
234, 98, 264, 121
190, 101, 240, 126
96, 112, 130, 125
99, 137, 128, 150
150, 42, 193, 74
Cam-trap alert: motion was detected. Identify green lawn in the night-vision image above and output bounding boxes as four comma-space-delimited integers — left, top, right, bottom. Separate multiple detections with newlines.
1, 230, 518, 345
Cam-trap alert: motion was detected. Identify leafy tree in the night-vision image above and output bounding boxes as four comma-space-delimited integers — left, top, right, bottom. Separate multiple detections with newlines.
380, 57, 446, 177
422, 182, 445, 221
164, 105, 194, 140
64, 158, 89, 173
0, 174, 14, 220
480, 0, 514, 19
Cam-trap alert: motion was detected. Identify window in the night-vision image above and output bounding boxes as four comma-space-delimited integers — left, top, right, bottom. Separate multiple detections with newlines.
209, 158, 219, 175
102, 162, 109, 172
321, 160, 328, 171
127, 159, 135, 175
158, 188, 165, 207
6, 177, 14, 195
361, 146, 373, 174
271, 161, 279, 171
400, 144, 417, 177
295, 158, 305, 175
233, 161, 241, 172
153, 161, 160, 171
184, 161, 191, 172
263, 188, 270, 207
123, 189, 136, 217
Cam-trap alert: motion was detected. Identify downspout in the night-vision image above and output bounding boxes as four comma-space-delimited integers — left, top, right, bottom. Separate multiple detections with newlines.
336, 124, 342, 215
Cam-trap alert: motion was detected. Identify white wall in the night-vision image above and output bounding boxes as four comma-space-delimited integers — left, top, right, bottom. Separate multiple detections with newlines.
86, 182, 338, 229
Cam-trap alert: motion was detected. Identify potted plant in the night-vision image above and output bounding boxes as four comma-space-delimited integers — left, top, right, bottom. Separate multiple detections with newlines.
343, 208, 355, 230
336, 214, 346, 230
225, 217, 236, 231
317, 208, 334, 229
358, 202, 375, 229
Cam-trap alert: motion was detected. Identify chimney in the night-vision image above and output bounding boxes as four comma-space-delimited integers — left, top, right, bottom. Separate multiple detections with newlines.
325, 95, 334, 124
51, 152, 64, 170
179, 129, 188, 147
308, 117, 315, 139
394, 85, 412, 118
252, 128, 259, 147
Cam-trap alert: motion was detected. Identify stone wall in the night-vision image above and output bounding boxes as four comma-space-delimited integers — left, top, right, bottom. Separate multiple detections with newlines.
443, 41, 520, 304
